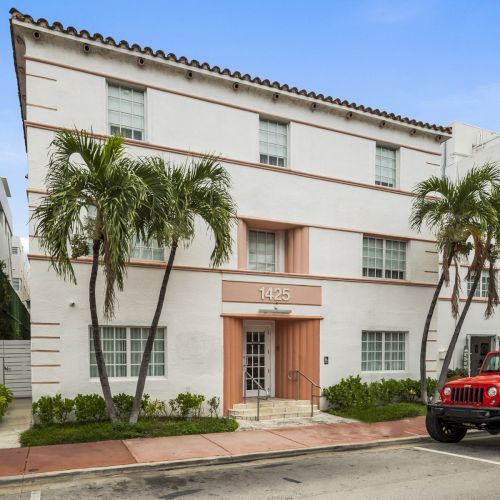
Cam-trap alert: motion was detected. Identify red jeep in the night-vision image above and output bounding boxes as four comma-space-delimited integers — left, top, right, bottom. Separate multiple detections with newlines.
427, 350, 500, 442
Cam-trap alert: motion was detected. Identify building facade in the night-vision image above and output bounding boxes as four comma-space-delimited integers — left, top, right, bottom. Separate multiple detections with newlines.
12, 10, 462, 412
0, 177, 13, 280
11, 235, 30, 309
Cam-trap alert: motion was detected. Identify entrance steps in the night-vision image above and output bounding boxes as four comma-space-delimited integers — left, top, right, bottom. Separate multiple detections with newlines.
229, 398, 320, 420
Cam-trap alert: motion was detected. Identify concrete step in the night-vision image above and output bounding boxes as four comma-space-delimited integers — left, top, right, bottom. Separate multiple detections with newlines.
229, 399, 320, 420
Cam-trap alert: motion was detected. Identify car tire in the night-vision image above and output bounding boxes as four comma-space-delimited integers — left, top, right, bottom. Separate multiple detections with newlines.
426, 411, 467, 443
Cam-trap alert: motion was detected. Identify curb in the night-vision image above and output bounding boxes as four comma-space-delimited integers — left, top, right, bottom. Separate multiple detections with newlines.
0, 434, 432, 488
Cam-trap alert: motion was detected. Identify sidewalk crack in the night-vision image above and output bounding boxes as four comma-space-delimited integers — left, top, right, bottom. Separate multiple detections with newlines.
200, 434, 232, 455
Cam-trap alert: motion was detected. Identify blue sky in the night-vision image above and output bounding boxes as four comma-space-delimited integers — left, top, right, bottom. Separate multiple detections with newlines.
2, 0, 500, 243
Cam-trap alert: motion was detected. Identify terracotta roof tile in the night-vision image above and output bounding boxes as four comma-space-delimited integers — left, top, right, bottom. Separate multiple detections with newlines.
9, 8, 452, 135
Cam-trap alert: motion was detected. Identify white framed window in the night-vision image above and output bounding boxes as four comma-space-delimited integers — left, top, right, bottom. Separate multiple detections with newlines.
90, 326, 166, 378
467, 270, 492, 298
259, 118, 288, 167
108, 84, 145, 141
12, 247, 18, 254
375, 145, 397, 187
130, 328, 165, 376
363, 237, 406, 280
131, 239, 164, 261
12, 277, 20, 291
248, 230, 276, 272
362, 331, 407, 372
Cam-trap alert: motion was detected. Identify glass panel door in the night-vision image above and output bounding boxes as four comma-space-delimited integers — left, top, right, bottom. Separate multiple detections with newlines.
244, 327, 270, 397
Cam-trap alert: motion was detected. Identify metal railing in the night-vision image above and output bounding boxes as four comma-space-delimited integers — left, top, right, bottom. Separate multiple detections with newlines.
288, 369, 321, 417
243, 370, 268, 421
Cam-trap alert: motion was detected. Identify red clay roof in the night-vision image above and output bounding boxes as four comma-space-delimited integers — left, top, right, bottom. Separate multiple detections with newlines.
10, 8, 451, 135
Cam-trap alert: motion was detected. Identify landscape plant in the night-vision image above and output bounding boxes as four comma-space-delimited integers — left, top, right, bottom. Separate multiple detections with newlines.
410, 164, 500, 403
32, 129, 162, 422
0, 384, 13, 419
128, 156, 236, 424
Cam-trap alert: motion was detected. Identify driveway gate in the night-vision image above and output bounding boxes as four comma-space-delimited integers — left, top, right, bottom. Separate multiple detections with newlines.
0, 340, 31, 398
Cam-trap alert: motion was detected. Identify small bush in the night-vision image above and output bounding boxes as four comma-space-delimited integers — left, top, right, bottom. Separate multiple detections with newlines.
0, 384, 13, 419
447, 368, 468, 379
207, 396, 220, 418
53, 394, 74, 424
32, 395, 55, 425
141, 397, 168, 419
113, 393, 134, 420
170, 393, 205, 418
323, 376, 375, 409
74, 393, 107, 422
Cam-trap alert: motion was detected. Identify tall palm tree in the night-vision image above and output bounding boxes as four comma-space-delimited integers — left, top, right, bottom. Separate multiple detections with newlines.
410, 165, 500, 403
32, 129, 151, 422
128, 156, 237, 424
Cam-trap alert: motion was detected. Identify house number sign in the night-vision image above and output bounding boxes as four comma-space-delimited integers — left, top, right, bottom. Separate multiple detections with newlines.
259, 287, 291, 302
222, 281, 322, 306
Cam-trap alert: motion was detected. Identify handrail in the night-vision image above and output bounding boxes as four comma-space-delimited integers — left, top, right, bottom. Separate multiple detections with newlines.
288, 369, 321, 417
244, 369, 268, 421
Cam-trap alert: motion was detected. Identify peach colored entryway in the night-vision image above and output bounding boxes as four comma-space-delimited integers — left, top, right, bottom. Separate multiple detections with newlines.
223, 316, 320, 415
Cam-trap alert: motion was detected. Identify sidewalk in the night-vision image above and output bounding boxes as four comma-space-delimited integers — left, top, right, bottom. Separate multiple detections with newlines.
0, 416, 428, 481
0, 399, 31, 449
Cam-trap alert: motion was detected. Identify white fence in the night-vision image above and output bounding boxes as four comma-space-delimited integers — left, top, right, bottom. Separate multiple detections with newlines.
0, 340, 31, 398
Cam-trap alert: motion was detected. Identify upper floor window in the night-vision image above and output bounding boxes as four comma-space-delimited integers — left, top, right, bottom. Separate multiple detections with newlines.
108, 84, 145, 141
259, 118, 287, 167
131, 238, 164, 261
467, 270, 491, 298
12, 278, 20, 291
375, 146, 397, 187
249, 230, 276, 272
11, 247, 18, 254
363, 237, 406, 280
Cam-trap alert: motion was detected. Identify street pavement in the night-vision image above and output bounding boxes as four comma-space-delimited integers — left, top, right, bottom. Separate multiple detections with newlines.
1, 434, 499, 499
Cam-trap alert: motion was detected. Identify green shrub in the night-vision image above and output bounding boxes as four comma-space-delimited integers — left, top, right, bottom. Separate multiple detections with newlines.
113, 393, 134, 420
53, 394, 74, 424
141, 398, 168, 419
447, 368, 468, 379
0, 384, 13, 419
32, 395, 55, 425
74, 394, 107, 422
207, 396, 221, 418
323, 376, 375, 409
170, 393, 205, 417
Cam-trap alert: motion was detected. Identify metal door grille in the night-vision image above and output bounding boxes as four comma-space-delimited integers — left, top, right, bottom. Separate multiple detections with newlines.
245, 331, 266, 391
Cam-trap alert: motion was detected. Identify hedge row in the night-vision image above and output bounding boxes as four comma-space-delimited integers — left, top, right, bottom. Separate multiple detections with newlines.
323, 376, 437, 409
32, 392, 222, 425
0, 384, 13, 419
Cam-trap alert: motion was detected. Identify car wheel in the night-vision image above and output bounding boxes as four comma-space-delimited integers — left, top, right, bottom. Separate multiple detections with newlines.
426, 411, 467, 443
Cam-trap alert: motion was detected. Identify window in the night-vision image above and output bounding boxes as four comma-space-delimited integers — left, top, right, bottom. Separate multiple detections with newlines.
467, 270, 491, 298
259, 118, 287, 167
131, 239, 164, 261
108, 84, 145, 140
12, 278, 20, 291
131, 328, 165, 376
363, 237, 406, 279
375, 146, 397, 187
248, 230, 276, 272
90, 326, 166, 378
12, 247, 18, 254
362, 331, 406, 371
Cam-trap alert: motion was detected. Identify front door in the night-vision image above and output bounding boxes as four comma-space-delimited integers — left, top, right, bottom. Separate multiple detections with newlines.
470, 336, 494, 375
243, 322, 274, 397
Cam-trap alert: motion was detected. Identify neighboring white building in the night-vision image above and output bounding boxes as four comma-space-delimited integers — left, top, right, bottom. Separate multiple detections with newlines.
11, 236, 30, 309
0, 177, 13, 280
434, 122, 500, 377
12, 9, 483, 413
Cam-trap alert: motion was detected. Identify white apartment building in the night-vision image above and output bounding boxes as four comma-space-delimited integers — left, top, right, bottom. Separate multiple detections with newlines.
11, 236, 30, 308
0, 177, 13, 280
11, 9, 475, 413
435, 122, 500, 377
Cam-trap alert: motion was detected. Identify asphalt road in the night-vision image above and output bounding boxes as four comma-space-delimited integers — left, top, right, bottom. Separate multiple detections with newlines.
2, 434, 500, 499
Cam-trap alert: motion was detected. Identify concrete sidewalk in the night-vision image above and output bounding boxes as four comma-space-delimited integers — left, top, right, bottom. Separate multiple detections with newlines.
0, 399, 31, 449
0, 416, 428, 481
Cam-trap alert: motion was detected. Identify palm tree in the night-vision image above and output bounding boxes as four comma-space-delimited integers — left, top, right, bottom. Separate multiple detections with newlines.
128, 156, 237, 424
410, 165, 500, 403
32, 129, 151, 422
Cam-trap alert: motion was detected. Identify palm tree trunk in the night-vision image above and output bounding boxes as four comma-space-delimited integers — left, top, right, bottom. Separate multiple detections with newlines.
433, 264, 483, 401
90, 238, 118, 422
420, 253, 454, 404
129, 241, 178, 424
